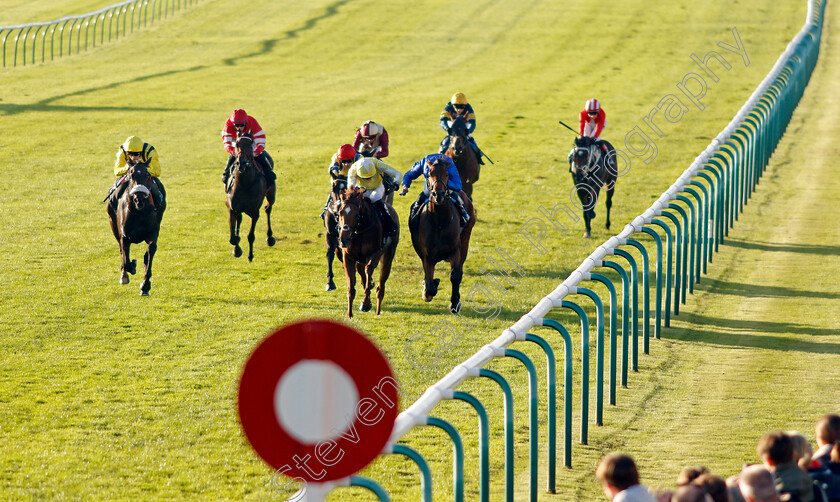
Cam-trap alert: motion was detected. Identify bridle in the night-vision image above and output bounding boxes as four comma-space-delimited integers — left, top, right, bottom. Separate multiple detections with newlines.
336, 196, 376, 246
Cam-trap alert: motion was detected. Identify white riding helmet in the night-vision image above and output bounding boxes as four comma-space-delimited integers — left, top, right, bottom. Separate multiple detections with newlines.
355, 158, 378, 179
585, 98, 601, 113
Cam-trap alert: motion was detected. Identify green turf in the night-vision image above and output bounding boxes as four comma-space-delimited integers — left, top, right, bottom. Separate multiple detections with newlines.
2, 0, 835, 500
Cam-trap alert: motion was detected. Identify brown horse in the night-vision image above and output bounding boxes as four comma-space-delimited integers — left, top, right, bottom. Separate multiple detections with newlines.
107, 163, 166, 295
445, 115, 480, 199
335, 187, 399, 318
408, 159, 475, 313
226, 136, 276, 261
323, 176, 346, 291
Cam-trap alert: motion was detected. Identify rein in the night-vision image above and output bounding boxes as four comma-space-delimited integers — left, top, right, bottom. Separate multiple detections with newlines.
338, 198, 378, 236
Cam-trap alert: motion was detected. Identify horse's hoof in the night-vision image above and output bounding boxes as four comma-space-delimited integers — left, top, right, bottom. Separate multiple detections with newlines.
325, 282, 336, 292
267, 236, 276, 247
248, 254, 254, 262
360, 303, 372, 312
449, 302, 461, 313
583, 231, 592, 238
605, 222, 611, 230
119, 274, 129, 285
233, 246, 242, 258
140, 290, 150, 296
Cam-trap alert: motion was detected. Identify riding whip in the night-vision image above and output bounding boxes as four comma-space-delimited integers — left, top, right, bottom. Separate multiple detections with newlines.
557, 119, 579, 136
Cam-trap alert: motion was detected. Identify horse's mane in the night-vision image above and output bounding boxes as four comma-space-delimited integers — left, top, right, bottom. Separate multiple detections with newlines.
235, 135, 254, 155
341, 186, 367, 201
574, 136, 597, 148
449, 115, 468, 137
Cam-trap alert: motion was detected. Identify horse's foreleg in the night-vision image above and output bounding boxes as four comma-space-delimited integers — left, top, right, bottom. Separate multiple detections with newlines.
140, 239, 156, 296
325, 240, 337, 292
265, 188, 276, 247
119, 237, 135, 284
583, 211, 592, 238
448, 255, 463, 313
246, 214, 258, 262
422, 259, 438, 302
376, 244, 397, 315
605, 187, 615, 230
343, 258, 357, 319
229, 210, 242, 257
359, 260, 376, 312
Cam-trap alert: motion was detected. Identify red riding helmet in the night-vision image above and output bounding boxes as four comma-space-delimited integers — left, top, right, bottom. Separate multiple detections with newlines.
232, 108, 249, 124
585, 99, 600, 113
337, 144, 356, 161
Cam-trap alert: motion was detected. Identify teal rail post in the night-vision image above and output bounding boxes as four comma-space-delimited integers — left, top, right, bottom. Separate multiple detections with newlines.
699, 165, 723, 253
657, 210, 683, 314
21, 26, 32, 66
559, 300, 589, 444
349, 476, 390, 501
665, 204, 689, 304
687, 181, 711, 273
599, 260, 630, 386
427, 416, 464, 502
639, 227, 663, 339
680, 187, 704, 285
612, 249, 639, 371
539, 319, 573, 468
525, 333, 557, 493
503, 349, 538, 502
673, 196, 696, 293
624, 238, 650, 354
587, 273, 618, 405
648, 219, 673, 327
476, 368, 514, 500
451, 391, 489, 502
707, 154, 729, 241
572, 287, 606, 425
390, 444, 433, 502
694, 172, 718, 261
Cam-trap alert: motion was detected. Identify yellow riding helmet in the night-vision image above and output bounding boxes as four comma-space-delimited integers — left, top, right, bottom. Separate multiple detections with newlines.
355, 158, 378, 179
123, 136, 144, 154
451, 92, 468, 105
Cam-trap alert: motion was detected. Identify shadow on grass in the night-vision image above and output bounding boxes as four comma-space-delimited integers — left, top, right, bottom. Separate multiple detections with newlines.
673, 312, 838, 338
693, 277, 839, 299
665, 324, 840, 355
724, 238, 840, 256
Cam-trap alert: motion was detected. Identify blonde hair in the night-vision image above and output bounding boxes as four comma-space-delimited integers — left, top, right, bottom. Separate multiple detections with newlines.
786, 431, 813, 469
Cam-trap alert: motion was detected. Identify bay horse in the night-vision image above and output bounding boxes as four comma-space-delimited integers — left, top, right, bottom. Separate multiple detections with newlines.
323, 176, 347, 291
335, 187, 399, 318
226, 136, 276, 261
408, 159, 475, 313
445, 115, 480, 199
570, 136, 617, 238
107, 163, 166, 295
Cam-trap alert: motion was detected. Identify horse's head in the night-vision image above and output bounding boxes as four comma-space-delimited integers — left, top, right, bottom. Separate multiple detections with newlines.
427, 158, 451, 206
336, 187, 370, 248
572, 136, 598, 174
128, 162, 152, 186
448, 116, 469, 157
234, 136, 255, 175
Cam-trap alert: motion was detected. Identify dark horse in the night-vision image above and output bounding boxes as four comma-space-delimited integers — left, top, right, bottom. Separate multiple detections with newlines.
323, 176, 347, 291
226, 136, 276, 261
408, 160, 475, 313
445, 116, 480, 200
107, 163, 166, 295
570, 136, 617, 238
335, 187, 399, 318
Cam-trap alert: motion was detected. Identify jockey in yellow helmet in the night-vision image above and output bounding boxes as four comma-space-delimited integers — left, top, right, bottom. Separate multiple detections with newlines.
439, 92, 484, 164
347, 157, 402, 240
107, 136, 164, 208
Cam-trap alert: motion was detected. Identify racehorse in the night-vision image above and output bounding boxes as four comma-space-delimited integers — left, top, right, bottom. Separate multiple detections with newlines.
226, 135, 276, 261
570, 136, 617, 238
335, 187, 399, 318
408, 159, 475, 313
107, 163, 166, 295
445, 115, 480, 200
323, 176, 347, 291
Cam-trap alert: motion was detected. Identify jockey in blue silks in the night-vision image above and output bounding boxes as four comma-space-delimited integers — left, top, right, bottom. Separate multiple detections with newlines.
399, 153, 470, 224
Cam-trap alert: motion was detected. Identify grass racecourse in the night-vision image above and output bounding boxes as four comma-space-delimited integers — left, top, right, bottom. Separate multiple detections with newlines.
1, 0, 839, 500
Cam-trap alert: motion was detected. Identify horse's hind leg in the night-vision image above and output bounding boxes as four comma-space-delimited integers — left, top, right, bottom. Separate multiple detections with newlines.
359, 261, 373, 312
246, 214, 258, 262
229, 211, 243, 258
343, 258, 357, 319
140, 240, 157, 296
448, 256, 463, 313
604, 186, 615, 230
265, 187, 276, 246
325, 242, 337, 291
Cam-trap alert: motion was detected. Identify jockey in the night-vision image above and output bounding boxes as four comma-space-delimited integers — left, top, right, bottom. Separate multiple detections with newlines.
109, 135, 163, 208
321, 144, 361, 219
352, 121, 389, 159
438, 92, 484, 165
221, 109, 276, 189
399, 153, 470, 224
579, 98, 608, 152
347, 157, 402, 239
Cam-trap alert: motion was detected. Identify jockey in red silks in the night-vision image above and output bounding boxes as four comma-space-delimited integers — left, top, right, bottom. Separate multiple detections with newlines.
221, 109, 276, 189
579, 98, 608, 152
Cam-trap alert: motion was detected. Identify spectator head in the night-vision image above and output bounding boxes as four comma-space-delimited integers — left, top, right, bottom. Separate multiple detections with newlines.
738, 465, 780, 502
677, 466, 709, 486
785, 431, 813, 469
757, 431, 793, 468
596, 453, 640, 500
692, 473, 728, 502
815, 414, 840, 448
672, 484, 709, 502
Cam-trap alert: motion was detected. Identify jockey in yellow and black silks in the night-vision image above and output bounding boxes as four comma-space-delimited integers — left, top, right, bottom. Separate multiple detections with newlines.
108, 136, 164, 208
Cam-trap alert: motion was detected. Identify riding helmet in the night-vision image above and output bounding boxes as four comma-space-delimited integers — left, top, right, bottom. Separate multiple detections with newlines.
337, 144, 356, 161
585, 99, 601, 113
355, 158, 378, 179
451, 92, 468, 105
123, 136, 145, 154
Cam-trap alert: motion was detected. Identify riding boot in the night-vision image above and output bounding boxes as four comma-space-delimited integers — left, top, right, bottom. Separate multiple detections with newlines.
222, 155, 235, 187
374, 199, 393, 239
439, 136, 450, 154
149, 179, 164, 207
451, 194, 470, 224
257, 154, 276, 188
471, 142, 485, 165
320, 193, 332, 219
107, 176, 128, 211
